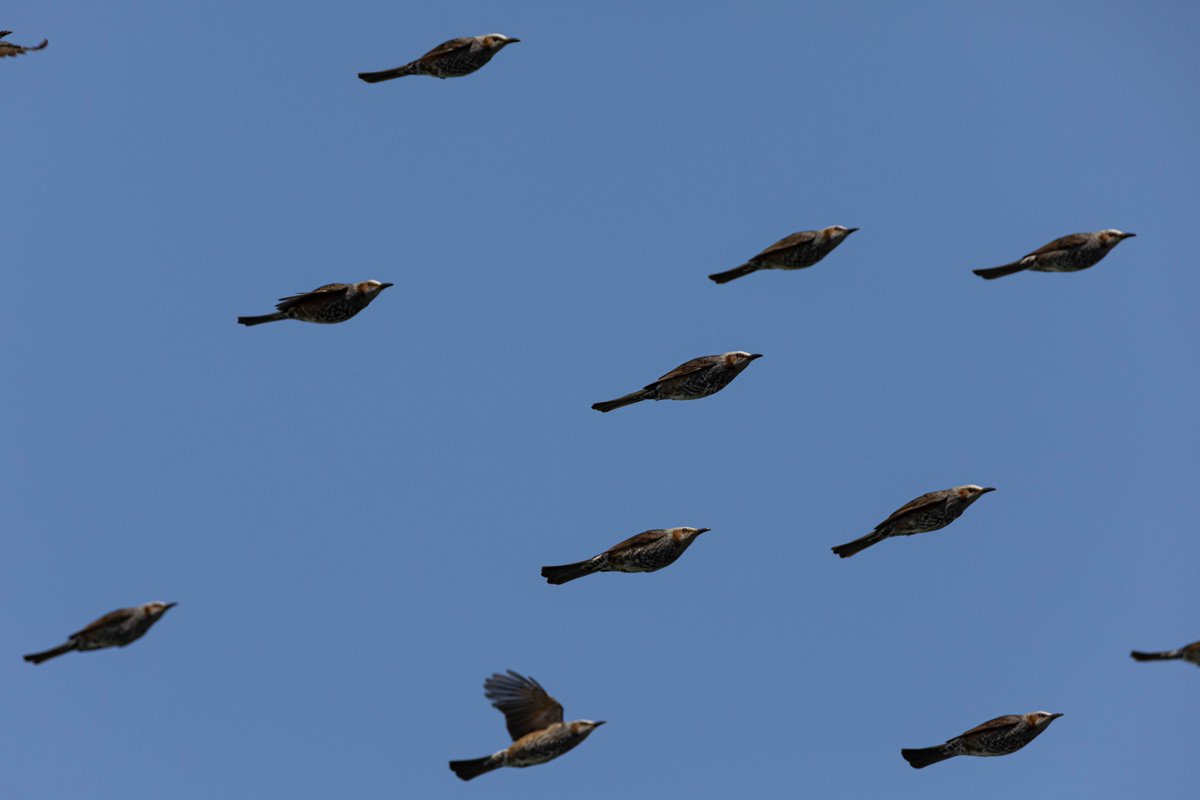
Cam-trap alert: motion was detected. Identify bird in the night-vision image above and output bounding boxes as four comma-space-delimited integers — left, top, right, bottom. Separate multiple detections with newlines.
449, 670, 605, 781
237, 281, 392, 326
972, 229, 1136, 280
23, 601, 177, 664
901, 711, 1062, 768
708, 226, 858, 284
831, 485, 995, 558
358, 34, 519, 82
1130, 640, 1200, 667
0, 31, 48, 58
591, 352, 762, 412
541, 527, 711, 585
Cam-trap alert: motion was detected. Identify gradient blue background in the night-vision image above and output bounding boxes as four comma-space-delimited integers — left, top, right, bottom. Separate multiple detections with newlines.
3, 2, 1196, 797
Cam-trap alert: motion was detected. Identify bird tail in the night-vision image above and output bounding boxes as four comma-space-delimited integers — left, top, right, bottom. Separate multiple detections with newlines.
1130, 649, 1182, 661
541, 559, 599, 585
708, 263, 758, 284
23, 642, 77, 665
591, 390, 651, 413
449, 755, 502, 781
901, 746, 953, 769
972, 261, 1028, 280
237, 312, 287, 326
831, 530, 887, 559
357, 64, 417, 83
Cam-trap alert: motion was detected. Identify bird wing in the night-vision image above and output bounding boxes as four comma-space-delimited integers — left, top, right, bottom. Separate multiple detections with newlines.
875, 490, 948, 528
958, 715, 1022, 738
1024, 233, 1090, 258
0, 38, 46, 57
754, 230, 817, 258
484, 670, 564, 741
651, 355, 719, 386
69, 608, 134, 639
275, 284, 349, 312
417, 37, 475, 64
605, 530, 666, 555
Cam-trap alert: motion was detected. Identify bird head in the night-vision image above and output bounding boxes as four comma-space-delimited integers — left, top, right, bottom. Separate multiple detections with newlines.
1098, 229, 1136, 247
482, 34, 520, 49
670, 527, 711, 542
723, 351, 763, 368
827, 225, 860, 238
145, 601, 177, 619
954, 485, 995, 504
570, 720, 606, 737
1027, 711, 1063, 728
357, 280, 394, 297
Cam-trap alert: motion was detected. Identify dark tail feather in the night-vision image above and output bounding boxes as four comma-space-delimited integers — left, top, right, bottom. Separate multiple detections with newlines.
901, 746, 953, 769
449, 756, 501, 781
358, 64, 416, 83
1131, 649, 1182, 661
831, 531, 886, 559
708, 263, 758, 284
541, 560, 598, 585
237, 312, 287, 326
973, 262, 1028, 280
24, 642, 76, 664
591, 390, 650, 413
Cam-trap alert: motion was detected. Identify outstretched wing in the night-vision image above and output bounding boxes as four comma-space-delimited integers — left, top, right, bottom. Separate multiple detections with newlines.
484, 670, 564, 741
275, 284, 349, 313
754, 230, 817, 258
70, 608, 134, 639
417, 37, 475, 64
1024, 233, 1090, 259
958, 714, 1022, 739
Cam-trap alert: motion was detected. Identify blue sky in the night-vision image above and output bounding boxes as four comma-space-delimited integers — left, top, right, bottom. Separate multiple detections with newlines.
3, 1, 1196, 797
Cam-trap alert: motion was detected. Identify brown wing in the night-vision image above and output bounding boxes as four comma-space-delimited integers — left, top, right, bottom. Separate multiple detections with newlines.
605, 529, 667, 555
754, 230, 818, 258
484, 670, 564, 741
417, 37, 474, 64
876, 490, 949, 529
1024, 233, 1090, 259
0, 38, 47, 57
275, 284, 349, 312
70, 608, 133, 639
958, 714, 1022, 739
651, 355, 720, 386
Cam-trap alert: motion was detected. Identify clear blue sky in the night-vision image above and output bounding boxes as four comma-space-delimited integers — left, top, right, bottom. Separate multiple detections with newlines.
3, 2, 1196, 798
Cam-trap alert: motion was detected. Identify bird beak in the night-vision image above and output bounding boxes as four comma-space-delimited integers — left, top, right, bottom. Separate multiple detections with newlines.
746, 353, 764, 360
844, 227, 860, 234
378, 282, 394, 290
1048, 712, 1064, 720
164, 602, 178, 610
506, 38, 521, 44
695, 528, 712, 535
1119, 232, 1136, 239
592, 720, 606, 727
979, 487, 996, 494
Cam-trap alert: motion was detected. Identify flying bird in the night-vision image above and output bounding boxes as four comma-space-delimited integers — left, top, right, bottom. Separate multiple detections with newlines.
541, 527, 711, 585
832, 485, 994, 558
23, 602, 176, 664
0, 31, 48, 58
592, 352, 762, 413
358, 34, 519, 82
709, 226, 858, 284
450, 670, 605, 781
1130, 640, 1200, 667
972, 230, 1135, 280
237, 281, 392, 326
902, 711, 1062, 768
